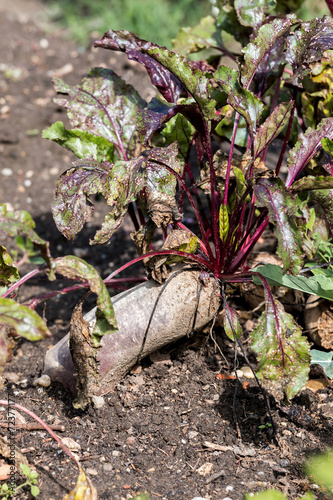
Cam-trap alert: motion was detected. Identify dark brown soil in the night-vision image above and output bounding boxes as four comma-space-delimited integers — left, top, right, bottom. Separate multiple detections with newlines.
0, 3, 333, 500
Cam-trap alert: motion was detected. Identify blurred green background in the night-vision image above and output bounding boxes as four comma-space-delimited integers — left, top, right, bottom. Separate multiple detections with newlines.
41, 0, 328, 48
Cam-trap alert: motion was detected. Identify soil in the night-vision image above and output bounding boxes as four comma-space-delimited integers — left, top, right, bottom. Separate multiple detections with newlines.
0, 3, 333, 500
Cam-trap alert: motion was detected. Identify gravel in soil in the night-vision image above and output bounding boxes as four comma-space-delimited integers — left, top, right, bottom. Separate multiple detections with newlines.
0, 3, 333, 500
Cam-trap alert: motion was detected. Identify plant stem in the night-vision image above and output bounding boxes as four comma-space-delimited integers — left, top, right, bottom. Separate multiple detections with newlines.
0, 400, 80, 469
1, 265, 47, 298
104, 249, 215, 283
224, 113, 240, 207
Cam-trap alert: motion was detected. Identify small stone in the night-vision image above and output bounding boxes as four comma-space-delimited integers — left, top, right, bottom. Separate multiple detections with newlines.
73, 248, 89, 258
91, 395, 105, 409
33, 374, 51, 388
112, 450, 121, 457
230, 370, 243, 378
225, 486, 234, 492
39, 38, 49, 49
61, 437, 81, 452
3, 372, 21, 383
23, 179, 31, 187
197, 462, 213, 476
130, 364, 142, 375
85, 468, 98, 476
1, 168, 13, 176
126, 436, 136, 445
103, 463, 113, 472
171, 388, 178, 394
25, 170, 34, 178
191, 498, 209, 500
306, 379, 330, 391
49, 166, 59, 176
202, 384, 210, 391
52, 63, 74, 77
233, 444, 256, 457
188, 431, 199, 439
240, 366, 255, 379
147, 467, 155, 473
280, 459, 289, 467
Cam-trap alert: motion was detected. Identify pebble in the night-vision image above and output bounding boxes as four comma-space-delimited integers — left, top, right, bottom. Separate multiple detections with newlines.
39, 38, 49, 49
240, 366, 255, 379
233, 444, 256, 457
197, 462, 213, 476
230, 369, 243, 378
1, 168, 13, 176
33, 374, 51, 388
191, 498, 209, 500
49, 166, 59, 176
112, 450, 121, 457
280, 459, 289, 467
188, 431, 199, 439
103, 463, 113, 472
3, 372, 21, 383
91, 395, 105, 409
85, 468, 98, 476
126, 436, 136, 445
23, 179, 31, 187
25, 170, 34, 178
62, 437, 81, 452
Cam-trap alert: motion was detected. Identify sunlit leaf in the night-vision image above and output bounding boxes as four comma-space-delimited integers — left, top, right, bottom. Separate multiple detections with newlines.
286, 16, 333, 84
0, 246, 19, 287
254, 178, 304, 274
286, 117, 333, 187
219, 204, 229, 242
240, 16, 296, 89
253, 102, 294, 158
251, 263, 333, 301
54, 255, 117, 344
53, 68, 146, 159
94, 30, 183, 103
251, 293, 310, 400
234, 0, 276, 28
43, 121, 115, 162
0, 298, 51, 341
0, 204, 52, 269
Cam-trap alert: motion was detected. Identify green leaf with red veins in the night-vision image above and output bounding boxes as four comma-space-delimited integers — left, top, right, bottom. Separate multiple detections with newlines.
286, 16, 333, 85
159, 114, 196, 164
251, 296, 310, 400
253, 102, 294, 158
234, 0, 276, 28
215, 65, 263, 136
144, 46, 216, 120
308, 188, 333, 235
240, 15, 296, 89
228, 88, 263, 137
0, 204, 52, 269
53, 68, 147, 159
143, 143, 183, 197
254, 178, 304, 274
0, 298, 51, 341
52, 164, 112, 241
286, 118, 333, 188
54, 255, 117, 345
42, 121, 115, 162
92, 159, 145, 244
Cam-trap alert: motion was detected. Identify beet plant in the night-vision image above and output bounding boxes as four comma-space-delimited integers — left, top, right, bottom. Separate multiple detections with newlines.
2, 0, 333, 408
